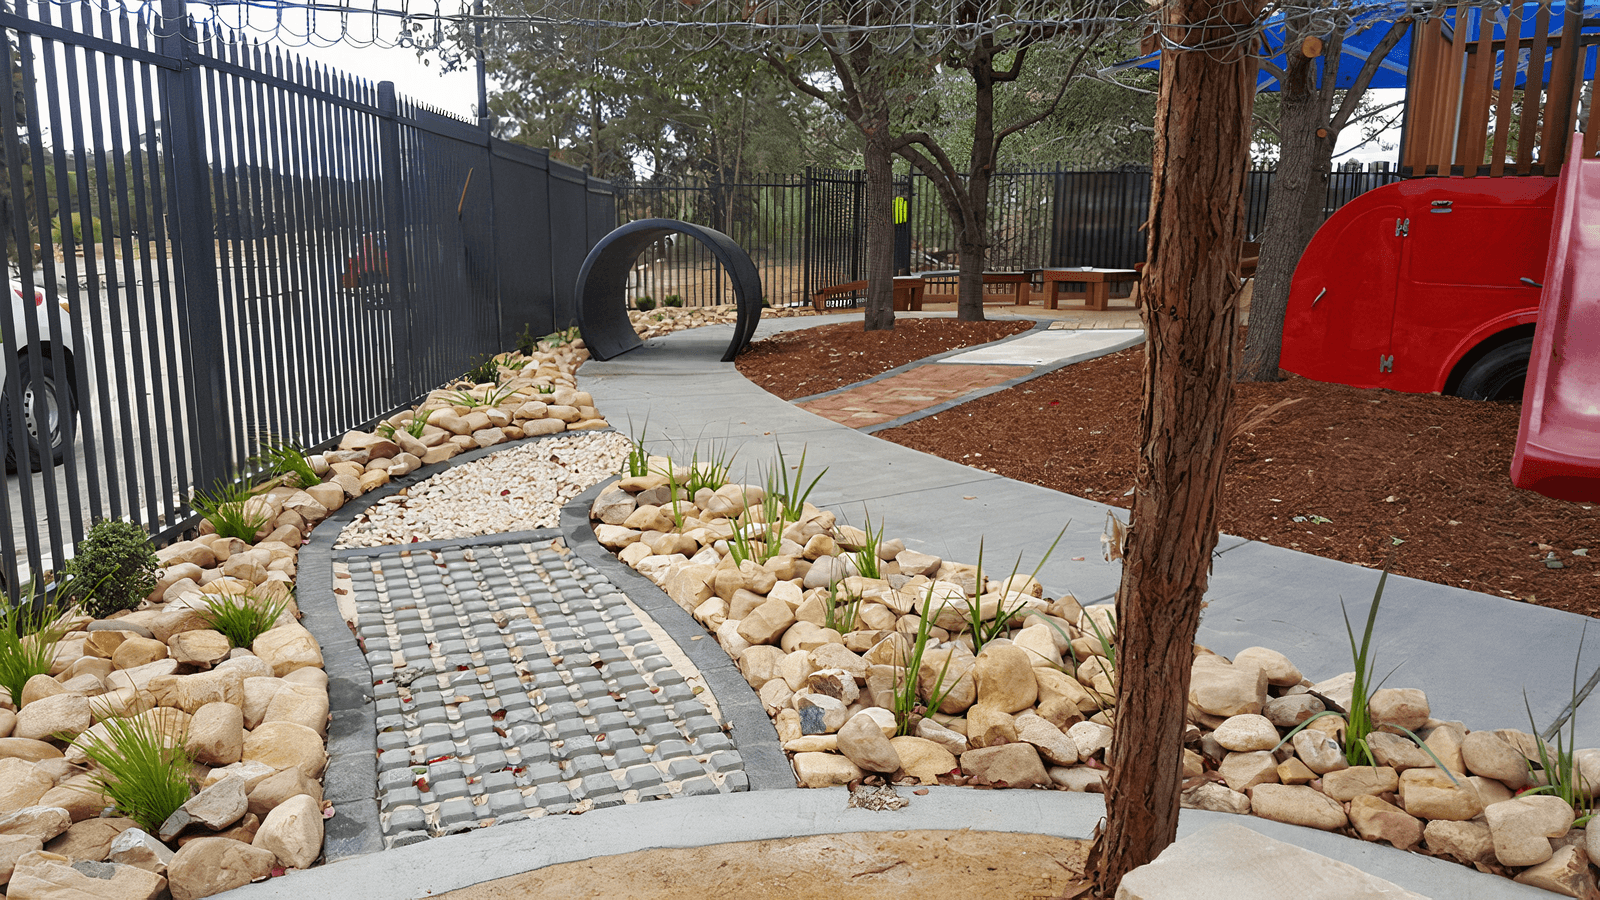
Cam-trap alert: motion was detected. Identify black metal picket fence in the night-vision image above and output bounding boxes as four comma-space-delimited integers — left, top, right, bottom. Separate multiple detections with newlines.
613, 163, 1398, 306
0, 0, 613, 590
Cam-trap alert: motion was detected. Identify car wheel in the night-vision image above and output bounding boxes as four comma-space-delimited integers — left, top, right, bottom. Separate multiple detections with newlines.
1455, 337, 1533, 402
3, 354, 76, 472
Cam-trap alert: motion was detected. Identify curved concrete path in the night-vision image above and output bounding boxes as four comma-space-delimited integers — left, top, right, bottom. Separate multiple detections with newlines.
234, 312, 1590, 899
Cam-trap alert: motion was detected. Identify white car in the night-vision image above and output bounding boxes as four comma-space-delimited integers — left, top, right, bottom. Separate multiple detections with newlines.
3, 286, 76, 472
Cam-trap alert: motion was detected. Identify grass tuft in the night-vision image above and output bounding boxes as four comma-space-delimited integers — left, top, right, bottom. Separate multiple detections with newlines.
76, 712, 194, 833
850, 510, 885, 580
0, 584, 67, 706
255, 437, 321, 489
623, 417, 651, 478
189, 477, 271, 542
198, 591, 289, 649
1521, 625, 1593, 825
823, 579, 861, 634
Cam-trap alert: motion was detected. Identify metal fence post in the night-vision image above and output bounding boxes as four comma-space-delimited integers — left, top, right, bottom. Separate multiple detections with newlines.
801, 166, 812, 304
157, 0, 229, 493
376, 82, 415, 399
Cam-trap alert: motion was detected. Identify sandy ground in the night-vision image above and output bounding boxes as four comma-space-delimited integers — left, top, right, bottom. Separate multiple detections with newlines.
438, 831, 1091, 900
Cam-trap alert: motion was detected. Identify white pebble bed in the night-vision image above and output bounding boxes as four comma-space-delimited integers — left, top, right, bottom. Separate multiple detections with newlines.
335, 431, 633, 548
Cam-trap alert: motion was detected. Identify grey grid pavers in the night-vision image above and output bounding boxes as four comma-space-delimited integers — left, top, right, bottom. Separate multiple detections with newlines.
342, 536, 752, 848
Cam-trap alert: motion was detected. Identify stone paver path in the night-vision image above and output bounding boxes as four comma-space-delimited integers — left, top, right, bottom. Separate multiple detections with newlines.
795, 327, 1144, 431
796, 363, 1019, 427
339, 529, 747, 848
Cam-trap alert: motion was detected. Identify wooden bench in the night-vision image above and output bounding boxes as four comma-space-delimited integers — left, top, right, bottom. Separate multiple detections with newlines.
1038, 267, 1142, 310
811, 270, 1031, 312
811, 276, 927, 313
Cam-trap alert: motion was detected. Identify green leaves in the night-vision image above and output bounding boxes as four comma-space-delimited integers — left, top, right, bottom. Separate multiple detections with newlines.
189, 477, 271, 543
76, 713, 194, 834
198, 591, 289, 650
0, 584, 66, 707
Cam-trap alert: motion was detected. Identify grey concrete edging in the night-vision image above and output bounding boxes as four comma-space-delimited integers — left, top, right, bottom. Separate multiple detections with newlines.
294, 428, 618, 862
560, 478, 796, 792
222, 786, 1543, 900
858, 328, 1146, 435
788, 316, 1048, 405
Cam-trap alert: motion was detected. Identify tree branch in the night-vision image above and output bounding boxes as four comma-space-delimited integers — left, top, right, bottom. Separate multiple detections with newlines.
995, 33, 1100, 143
1332, 18, 1410, 132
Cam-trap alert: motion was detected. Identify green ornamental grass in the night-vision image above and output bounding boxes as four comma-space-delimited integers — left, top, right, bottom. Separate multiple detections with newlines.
198, 592, 289, 649
0, 587, 67, 706
76, 713, 194, 833
1274, 569, 1458, 775
255, 438, 321, 489
189, 478, 271, 542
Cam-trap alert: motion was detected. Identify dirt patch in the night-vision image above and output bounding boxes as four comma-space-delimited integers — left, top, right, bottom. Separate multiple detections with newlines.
438, 830, 1089, 900
735, 318, 1033, 400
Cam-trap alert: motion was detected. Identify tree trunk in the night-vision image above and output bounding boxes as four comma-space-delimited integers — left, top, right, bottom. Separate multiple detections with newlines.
1087, 0, 1259, 891
956, 63, 998, 321
1238, 15, 1337, 382
863, 136, 896, 331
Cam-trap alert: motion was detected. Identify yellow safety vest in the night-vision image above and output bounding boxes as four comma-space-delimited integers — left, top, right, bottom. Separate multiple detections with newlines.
893, 197, 907, 224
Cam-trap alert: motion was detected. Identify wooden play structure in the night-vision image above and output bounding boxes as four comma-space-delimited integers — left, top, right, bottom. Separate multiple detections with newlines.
1401, 2, 1600, 177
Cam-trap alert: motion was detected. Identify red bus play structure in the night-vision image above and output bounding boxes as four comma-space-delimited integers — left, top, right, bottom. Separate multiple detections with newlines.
1278, 3, 1600, 501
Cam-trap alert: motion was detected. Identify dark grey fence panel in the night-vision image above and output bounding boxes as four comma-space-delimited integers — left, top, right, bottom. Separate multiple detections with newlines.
492, 143, 553, 343
615, 165, 1400, 304
546, 160, 589, 331
0, 3, 613, 592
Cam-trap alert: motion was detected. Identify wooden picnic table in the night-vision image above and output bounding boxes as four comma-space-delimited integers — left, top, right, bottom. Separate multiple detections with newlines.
811, 270, 1033, 312
1039, 267, 1141, 311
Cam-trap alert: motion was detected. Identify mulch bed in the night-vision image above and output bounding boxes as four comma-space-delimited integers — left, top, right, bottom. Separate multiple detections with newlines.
735, 318, 1033, 400
741, 319, 1600, 617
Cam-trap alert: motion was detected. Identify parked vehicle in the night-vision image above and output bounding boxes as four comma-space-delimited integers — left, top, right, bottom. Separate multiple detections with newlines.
1280, 176, 1557, 401
2, 286, 77, 471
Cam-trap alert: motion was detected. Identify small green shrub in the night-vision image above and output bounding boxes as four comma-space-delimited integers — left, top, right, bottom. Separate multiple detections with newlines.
198, 591, 289, 648
634, 296, 657, 312
0, 584, 67, 706
189, 478, 271, 543
76, 713, 194, 833
61, 520, 159, 619
662, 294, 683, 308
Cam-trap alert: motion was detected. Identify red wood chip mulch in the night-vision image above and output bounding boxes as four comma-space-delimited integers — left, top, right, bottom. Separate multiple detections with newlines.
740, 318, 1600, 617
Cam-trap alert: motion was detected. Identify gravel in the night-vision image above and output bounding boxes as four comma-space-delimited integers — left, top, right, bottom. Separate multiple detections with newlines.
335, 432, 633, 548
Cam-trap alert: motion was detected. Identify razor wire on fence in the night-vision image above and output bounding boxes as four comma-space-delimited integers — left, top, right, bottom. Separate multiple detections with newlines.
26, 0, 1467, 64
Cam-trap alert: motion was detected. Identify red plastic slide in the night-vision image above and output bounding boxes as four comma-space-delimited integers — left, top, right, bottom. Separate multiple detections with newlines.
1511, 135, 1600, 501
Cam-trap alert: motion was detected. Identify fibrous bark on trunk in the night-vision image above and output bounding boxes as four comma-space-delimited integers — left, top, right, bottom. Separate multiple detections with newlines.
1086, 0, 1260, 890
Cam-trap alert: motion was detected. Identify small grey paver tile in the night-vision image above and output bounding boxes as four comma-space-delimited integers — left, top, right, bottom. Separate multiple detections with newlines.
345, 536, 759, 846
678, 777, 720, 797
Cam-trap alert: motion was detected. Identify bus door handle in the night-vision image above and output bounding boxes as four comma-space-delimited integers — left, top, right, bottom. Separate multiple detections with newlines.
1521, 277, 1543, 288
